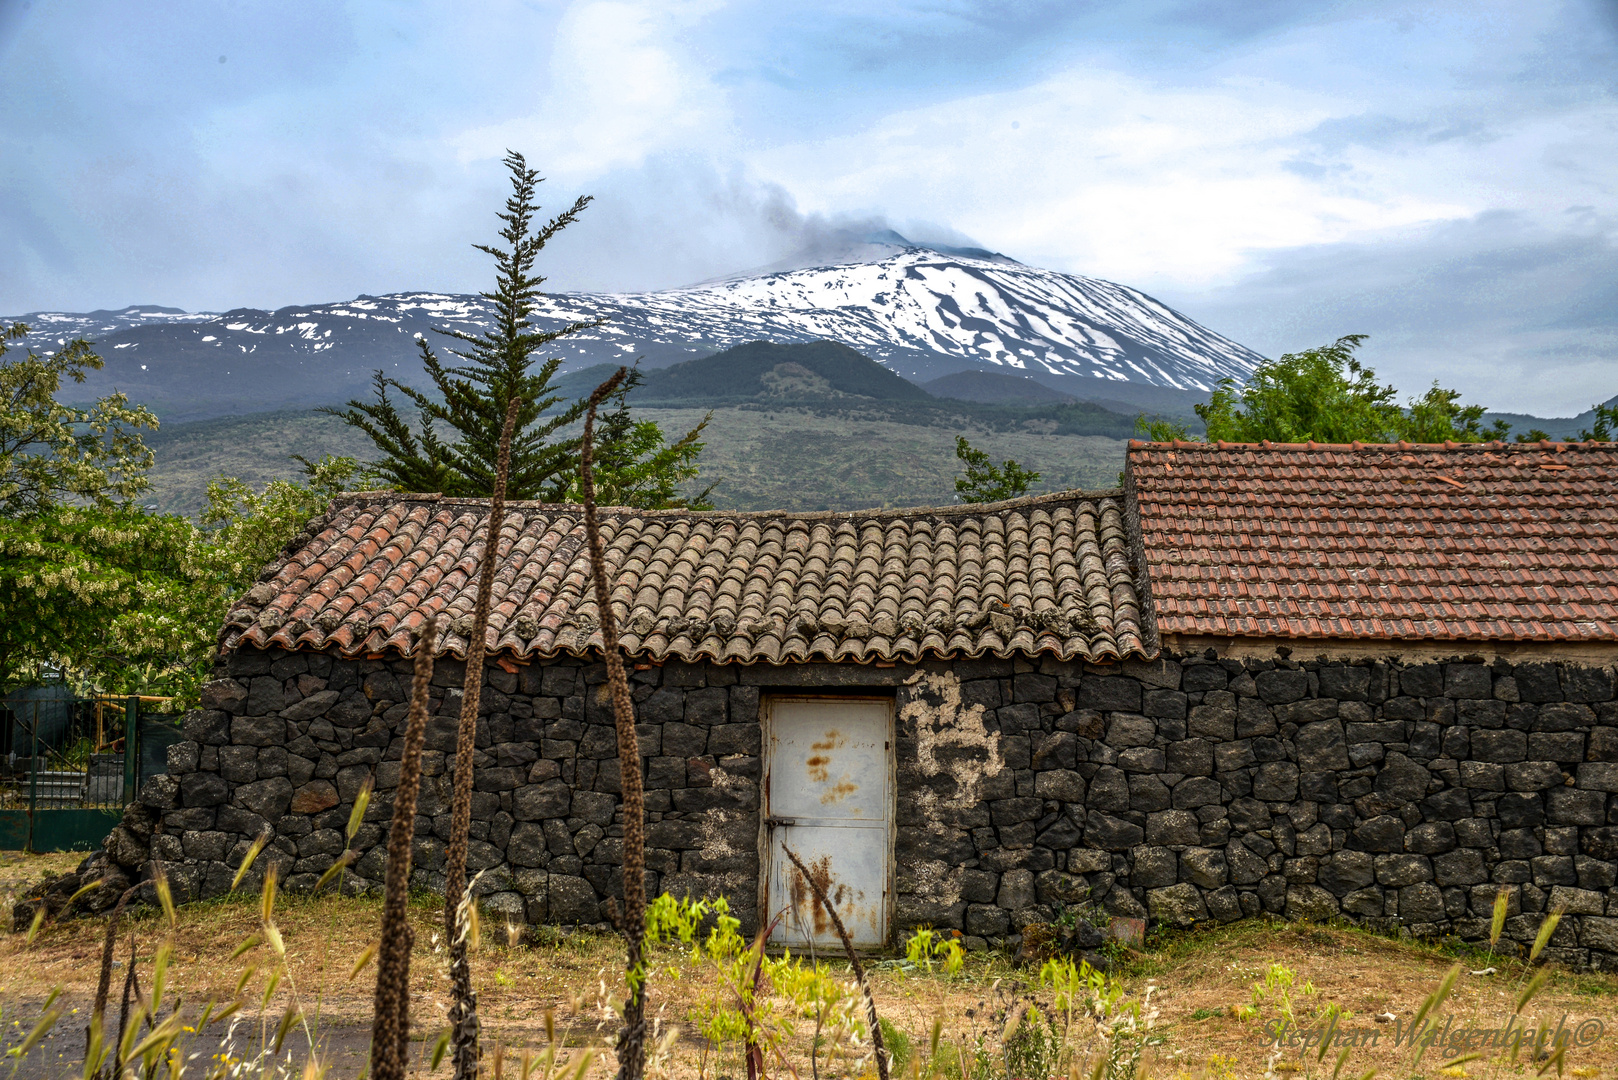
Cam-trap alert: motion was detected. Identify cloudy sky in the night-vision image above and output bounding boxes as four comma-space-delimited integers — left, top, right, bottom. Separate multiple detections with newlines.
2, 0, 1615, 414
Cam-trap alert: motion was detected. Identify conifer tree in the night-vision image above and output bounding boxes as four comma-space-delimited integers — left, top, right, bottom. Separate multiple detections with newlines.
331, 151, 714, 506
330, 150, 598, 500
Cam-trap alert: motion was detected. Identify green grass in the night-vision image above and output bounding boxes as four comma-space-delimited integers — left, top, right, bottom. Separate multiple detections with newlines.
143, 404, 1130, 516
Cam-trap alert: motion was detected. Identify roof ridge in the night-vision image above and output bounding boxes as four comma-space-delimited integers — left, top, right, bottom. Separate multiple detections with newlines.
327, 487, 1126, 520
1126, 439, 1615, 451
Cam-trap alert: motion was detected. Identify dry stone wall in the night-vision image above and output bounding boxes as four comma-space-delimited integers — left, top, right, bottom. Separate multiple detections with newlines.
105, 647, 1618, 969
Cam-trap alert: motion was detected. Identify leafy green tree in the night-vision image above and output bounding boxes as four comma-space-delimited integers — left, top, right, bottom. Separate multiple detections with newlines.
1196, 335, 1402, 443
1401, 383, 1511, 443
1578, 402, 1617, 442
0, 320, 358, 701
0, 456, 357, 701
1195, 334, 1511, 444
954, 436, 1040, 502
330, 151, 712, 507
0, 503, 191, 693
1133, 415, 1192, 442
1, 323, 158, 515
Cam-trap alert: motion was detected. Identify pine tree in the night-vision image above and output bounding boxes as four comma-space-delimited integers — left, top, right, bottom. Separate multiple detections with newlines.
333, 151, 715, 506
332, 150, 600, 500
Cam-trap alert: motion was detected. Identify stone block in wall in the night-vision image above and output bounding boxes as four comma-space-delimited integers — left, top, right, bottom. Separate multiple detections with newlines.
1255, 669, 1308, 704
1506, 762, 1565, 791
1188, 695, 1236, 740
1143, 690, 1188, 722
290, 781, 339, 814
1252, 763, 1298, 801
1125, 776, 1169, 813
1180, 847, 1227, 888
1079, 678, 1141, 713
1539, 704, 1596, 732
1513, 663, 1563, 703
1582, 917, 1618, 953
1350, 815, 1403, 852
1147, 882, 1207, 926
1167, 739, 1214, 776
1460, 762, 1505, 790
1564, 667, 1615, 704
1294, 720, 1351, 772
1318, 666, 1370, 702
1086, 812, 1143, 850
1398, 882, 1446, 922
1405, 822, 1455, 854
895, 894, 967, 931
1171, 777, 1223, 809
1132, 846, 1177, 887
1032, 732, 1078, 770
1444, 664, 1492, 700
1033, 770, 1086, 802
1373, 754, 1430, 801
181, 772, 229, 808
1577, 856, 1617, 889
1237, 698, 1276, 737
1117, 747, 1163, 773
1143, 810, 1198, 846
1548, 789, 1607, 826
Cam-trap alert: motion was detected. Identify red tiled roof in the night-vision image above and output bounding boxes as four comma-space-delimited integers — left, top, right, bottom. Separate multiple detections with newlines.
222, 490, 1150, 664
1126, 440, 1618, 643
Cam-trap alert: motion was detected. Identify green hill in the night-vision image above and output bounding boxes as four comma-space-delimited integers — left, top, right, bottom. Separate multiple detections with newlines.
140, 404, 1129, 516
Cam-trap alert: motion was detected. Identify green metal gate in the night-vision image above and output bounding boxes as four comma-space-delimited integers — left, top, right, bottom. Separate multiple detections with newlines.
0, 694, 164, 852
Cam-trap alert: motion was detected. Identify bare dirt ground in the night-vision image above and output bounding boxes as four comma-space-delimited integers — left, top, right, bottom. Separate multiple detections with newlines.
1, 851, 1614, 1078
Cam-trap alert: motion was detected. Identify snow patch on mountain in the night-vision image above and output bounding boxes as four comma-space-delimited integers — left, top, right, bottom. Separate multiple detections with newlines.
7, 244, 1262, 420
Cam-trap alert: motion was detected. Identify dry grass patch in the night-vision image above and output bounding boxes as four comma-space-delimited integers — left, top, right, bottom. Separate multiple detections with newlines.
0, 884, 1614, 1078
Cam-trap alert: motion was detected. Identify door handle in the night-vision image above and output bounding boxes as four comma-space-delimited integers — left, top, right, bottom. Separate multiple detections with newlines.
764, 816, 796, 829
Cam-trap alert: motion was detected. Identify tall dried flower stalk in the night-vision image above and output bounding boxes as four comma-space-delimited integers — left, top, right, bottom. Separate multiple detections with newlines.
443, 397, 522, 1080
87, 882, 139, 1076
578, 368, 649, 1080
782, 844, 888, 1080
371, 611, 440, 1080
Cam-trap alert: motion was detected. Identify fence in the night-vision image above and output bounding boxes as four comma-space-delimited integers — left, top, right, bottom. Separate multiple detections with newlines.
0, 694, 182, 852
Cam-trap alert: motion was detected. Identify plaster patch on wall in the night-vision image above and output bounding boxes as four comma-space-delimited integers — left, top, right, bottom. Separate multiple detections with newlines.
902, 669, 1003, 812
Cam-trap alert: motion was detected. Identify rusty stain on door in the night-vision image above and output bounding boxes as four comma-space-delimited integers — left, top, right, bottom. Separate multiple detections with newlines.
763, 697, 893, 951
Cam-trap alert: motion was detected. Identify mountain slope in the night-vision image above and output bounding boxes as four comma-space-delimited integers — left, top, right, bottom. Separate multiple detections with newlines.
923, 369, 1078, 405
10, 240, 1263, 422
634, 340, 934, 403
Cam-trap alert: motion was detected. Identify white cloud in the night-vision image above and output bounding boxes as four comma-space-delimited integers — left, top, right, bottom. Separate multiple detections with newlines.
452, 0, 730, 181
746, 61, 1618, 290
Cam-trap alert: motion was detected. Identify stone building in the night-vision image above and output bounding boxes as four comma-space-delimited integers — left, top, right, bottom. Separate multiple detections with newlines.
102, 441, 1618, 967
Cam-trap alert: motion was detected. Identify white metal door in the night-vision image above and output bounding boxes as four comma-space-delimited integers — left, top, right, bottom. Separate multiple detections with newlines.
763, 697, 892, 951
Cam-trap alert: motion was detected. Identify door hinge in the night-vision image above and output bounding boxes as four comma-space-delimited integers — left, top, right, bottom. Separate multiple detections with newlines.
764, 816, 796, 829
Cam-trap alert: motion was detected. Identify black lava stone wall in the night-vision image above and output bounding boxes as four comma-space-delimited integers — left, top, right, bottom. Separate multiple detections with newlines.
105, 647, 1618, 969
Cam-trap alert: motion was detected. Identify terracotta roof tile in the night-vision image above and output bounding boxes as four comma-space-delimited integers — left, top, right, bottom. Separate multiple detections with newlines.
1126, 440, 1618, 643
223, 490, 1149, 664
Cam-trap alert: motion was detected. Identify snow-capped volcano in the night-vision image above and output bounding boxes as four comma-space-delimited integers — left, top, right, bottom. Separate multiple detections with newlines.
9, 242, 1261, 421
566, 246, 1260, 390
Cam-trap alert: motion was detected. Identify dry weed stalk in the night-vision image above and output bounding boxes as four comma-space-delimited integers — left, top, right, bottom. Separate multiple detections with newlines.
578, 368, 649, 1080
781, 844, 888, 1080
86, 881, 140, 1073
443, 397, 522, 1079
371, 611, 440, 1080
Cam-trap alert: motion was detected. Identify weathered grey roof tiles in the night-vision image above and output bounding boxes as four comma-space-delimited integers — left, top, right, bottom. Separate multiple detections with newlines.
222, 490, 1150, 664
